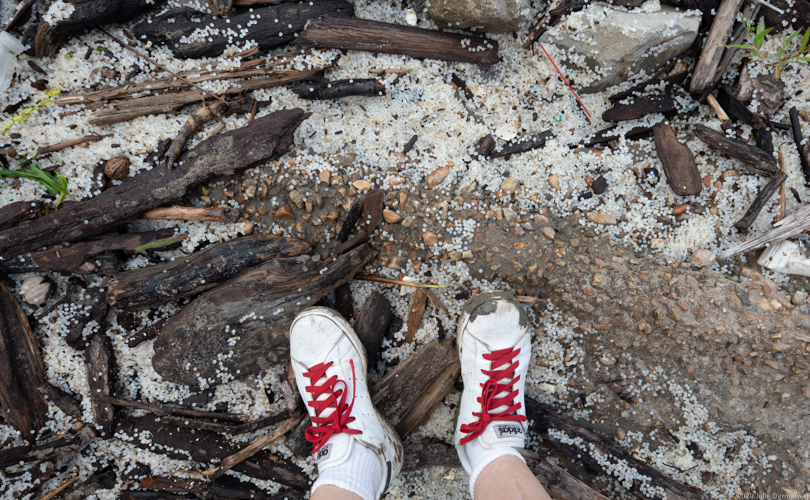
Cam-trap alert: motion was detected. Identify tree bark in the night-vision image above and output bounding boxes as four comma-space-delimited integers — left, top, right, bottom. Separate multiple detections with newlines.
0, 109, 309, 259
107, 236, 311, 311
85, 333, 115, 437
653, 121, 702, 196
694, 124, 778, 176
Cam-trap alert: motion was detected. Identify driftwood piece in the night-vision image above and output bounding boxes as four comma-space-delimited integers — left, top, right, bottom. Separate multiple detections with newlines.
734, 171, 787, 231
653, 122, 702, 196
527, 398, 704, 500
142, 206, 240, 222
209, 475, 300, 500
288, 79, 384, 100
689, 0, 743, 95
0, 229, 176, 275
602, 94, 675, 122
95, 396, 247, 422
108, 236, 310, 311
490, 131, 554, 159
334, 282, 354, 322
116, 416, 308, 489
86, 333, 115, 436
133, 1, 354, 59
152, 244, 375, 386
763, 0, 810, 33
715, 87, 754, 124
3, 0, 36, 32
694, 124, 778, 175
720, 204, 810, 258
27, 0, 166, 58
361, 188, 385, 234
401, 441, 461, 472
61, 278, 109, 350
0, 279, 49, 443
165, 100, 254, 167
404, 289, 428, 344
88, 70, 319, 125
737, 65, 784, 117
530, 459, 610, 500
140, 477, 207, 494
38, 384, 83, 420
159, 411, 286, 435
789, 107, 810, 182
0, 201, 47, 231
753, 121, 774, 156
0, 109, 308, 259
372, 338, 460, 437
582, 125, 653, 148
353, 290, 393, 368
297, 17, 499, 66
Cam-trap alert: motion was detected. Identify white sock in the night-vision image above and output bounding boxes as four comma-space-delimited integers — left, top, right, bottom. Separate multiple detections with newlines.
464, 437, 525, 499
311, 441, 381, 500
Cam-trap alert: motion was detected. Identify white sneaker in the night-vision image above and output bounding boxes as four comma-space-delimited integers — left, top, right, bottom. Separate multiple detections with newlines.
290, 307, 403, 498
454, 291, 532, 474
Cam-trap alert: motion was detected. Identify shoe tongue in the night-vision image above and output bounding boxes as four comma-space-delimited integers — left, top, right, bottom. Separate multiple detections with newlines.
316, 433, 354, 469
479, 420, 526, 448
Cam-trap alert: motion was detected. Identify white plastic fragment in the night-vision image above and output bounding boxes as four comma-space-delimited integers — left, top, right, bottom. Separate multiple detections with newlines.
757, 240, 810, 277
0, 32, 26, 94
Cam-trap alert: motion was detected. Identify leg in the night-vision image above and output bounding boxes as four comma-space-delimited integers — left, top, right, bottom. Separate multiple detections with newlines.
311, 485, 363, 500
475, 455, 552, 500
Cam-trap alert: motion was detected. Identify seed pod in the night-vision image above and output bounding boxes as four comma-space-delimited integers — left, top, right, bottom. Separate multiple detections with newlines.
21, 276, 54, 305
104, 157, 130, 180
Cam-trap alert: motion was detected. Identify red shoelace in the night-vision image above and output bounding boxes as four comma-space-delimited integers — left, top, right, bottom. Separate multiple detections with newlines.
459, 347, 526, 445
303, 359, 361, 455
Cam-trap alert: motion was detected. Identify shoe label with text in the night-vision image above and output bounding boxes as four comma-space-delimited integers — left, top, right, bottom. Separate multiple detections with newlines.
494, 423, 524, 439
316, 443, 332, 463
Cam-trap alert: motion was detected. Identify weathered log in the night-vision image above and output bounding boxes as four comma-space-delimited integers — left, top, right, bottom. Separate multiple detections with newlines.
653, 121, 702, 196
288, 79, 384, 100
140, 477, 208, 494
602, 94, 675, 122
61, 278, 109, 350
297, 17, 499, 66
401, 441, 461, 472
694, 124, 778, 175
94, 396, 248, 423
0, 278, 49, 443
26, 0, 167, 58
108, 236, 311, 311
0, 436, 81, 467
530, 459, 610, 500
372, 338, 460, 437
353, 290, 393, 368
88, 70, 319, 126
159, 411, 286, 435
789, 107, 810, 182
0, 229, 176, 275
152, 244, 375, 386
116, 416, 309, 489
490, 131, 554, 159
527, 398, 704, 500
86, 333, 115, 437
142, 206, 240, 222
164, 100, 254, 167
0, 200, 47, 231
0, 109, 309, 259
209, 475, 302, 500
689, 0, 743, 95
734, 171, 787, 231
133, 1, 354, 59
38, 384, 83, 420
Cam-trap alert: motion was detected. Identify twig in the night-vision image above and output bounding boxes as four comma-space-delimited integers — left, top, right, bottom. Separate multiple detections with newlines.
706, 94, 731, 125
789, 107, 810, 182
36, 135, 112, 156
368, 68, 413, 75
92, 396, 248, 422
539, 43, 591, 118
143, 206, 240, 222
248, 99, 259, 122
37, 474, 79, 500
354, 274, 449, 288
96, 27, 227, 105
778, 150, 786, 222
201, 413, 304, 478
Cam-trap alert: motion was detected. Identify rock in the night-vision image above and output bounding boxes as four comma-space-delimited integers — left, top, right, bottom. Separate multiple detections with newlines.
383, 209, 403, 223
352, 180, 372, 191
541, 226, 555, 240
690, 249, 716, 268
276, 204, 295, 220
737, 64, 784, 117
499, 177, 520, 194
319, 169, 331, 184
425, 0, 531, 33
495, 122, 519, 141
462, 250, 474, 260
592, 175, 608, 195
502, 208, 518, 224
587, 213, 617, 225
422, 231, 439, 246
548, 173, 560, 190
427, 166, 449, 189
791, 290, 808, 306
388, 256, 407, 270
539, 5, 700, 93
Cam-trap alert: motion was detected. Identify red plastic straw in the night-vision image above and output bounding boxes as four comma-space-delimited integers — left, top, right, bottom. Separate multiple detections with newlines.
539, 43, 592, 119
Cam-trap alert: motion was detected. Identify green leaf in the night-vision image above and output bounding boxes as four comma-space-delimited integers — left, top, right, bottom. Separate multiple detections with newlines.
134, 234, 188, 253
797, 56, 810, 62
753, 28, 771, 50
762, 79, 777, 88
799, 29, 810, 52
783, 29, 801, 47
96, 46, 105, 52
727, 44, 754, 50
0, 165, 70, 207
64, 52, 73, 58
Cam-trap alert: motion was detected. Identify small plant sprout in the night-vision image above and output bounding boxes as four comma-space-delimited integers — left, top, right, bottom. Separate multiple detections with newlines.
728, 13, 810, 81
0, 157, 70, 207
